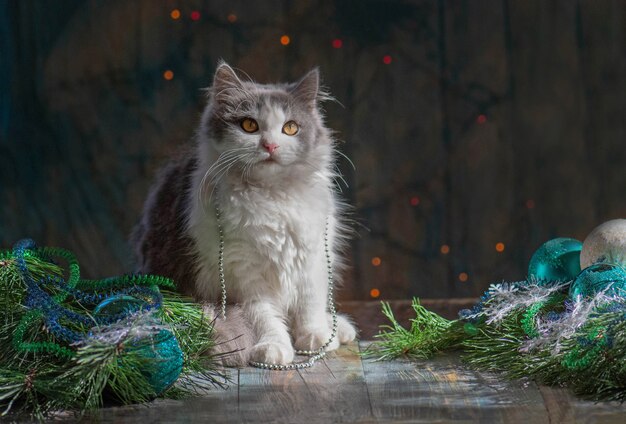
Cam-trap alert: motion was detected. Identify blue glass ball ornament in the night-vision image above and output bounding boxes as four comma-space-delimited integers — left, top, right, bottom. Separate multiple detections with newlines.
93, 295, 184, 395
128, 329, 185, 395
527, 238, 583, 284
93, 295, 147, 318
569, 263, 626, 300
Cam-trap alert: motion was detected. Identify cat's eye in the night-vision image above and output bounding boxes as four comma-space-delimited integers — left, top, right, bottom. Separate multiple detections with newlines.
241, 118, 259, 133
282, 121, 299, 136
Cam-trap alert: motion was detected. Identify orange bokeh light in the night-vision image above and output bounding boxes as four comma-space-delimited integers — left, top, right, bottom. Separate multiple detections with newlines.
370, 288, 381, 298
371, 257, 382, 267
459, 272, 469, 282
170, 9, 181, 20
280, 35, 291, 45
227, 13, 237, 23
440, 244, 450, 255
163, 70, 174, 80
495, 242, 505, 252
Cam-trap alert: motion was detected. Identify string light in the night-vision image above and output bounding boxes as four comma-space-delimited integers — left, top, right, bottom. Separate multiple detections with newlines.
410, 196, 420, 206
476, 114, 487, 124
170, 9, 181, 20
280, 35, 291, 46
190, 11, 201, 21
495, 242, 505, 252
440, 244, 450, 255
163, 70, 174, 81
332, 39, 343, 49
370, 288, 381, 298
459, 272, 469, 282
371, 257, 382, 267
227, 13, 237, 23
383, 55, 392, 65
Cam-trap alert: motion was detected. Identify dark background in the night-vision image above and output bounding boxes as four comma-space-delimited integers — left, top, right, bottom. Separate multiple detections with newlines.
1, 0, 624, 301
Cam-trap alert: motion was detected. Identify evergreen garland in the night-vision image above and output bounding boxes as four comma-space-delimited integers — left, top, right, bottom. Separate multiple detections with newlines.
368, 237, 626, 401
0, 239, 226, 420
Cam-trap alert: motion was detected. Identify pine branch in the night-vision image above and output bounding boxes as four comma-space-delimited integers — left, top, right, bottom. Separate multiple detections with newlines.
366, 298, 465, 360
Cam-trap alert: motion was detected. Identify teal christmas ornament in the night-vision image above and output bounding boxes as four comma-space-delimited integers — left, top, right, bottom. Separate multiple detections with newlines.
128, 329, 185, 395
527, 238, 583, 284
569, 263, 626, 299
92, 296, 184, 395
93, 295, 147, 318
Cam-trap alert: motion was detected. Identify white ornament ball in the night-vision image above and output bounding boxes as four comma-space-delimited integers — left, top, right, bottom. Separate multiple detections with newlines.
580, 219, 626, 269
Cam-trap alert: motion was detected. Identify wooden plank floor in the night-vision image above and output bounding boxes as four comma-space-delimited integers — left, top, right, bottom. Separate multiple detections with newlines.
88, 342, 626, 424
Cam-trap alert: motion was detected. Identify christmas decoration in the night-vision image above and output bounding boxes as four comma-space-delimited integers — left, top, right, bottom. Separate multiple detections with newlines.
369, 220, 626, 401
527, 237, 582, 284
580, 219, 626, 269
0, 239, 225, 420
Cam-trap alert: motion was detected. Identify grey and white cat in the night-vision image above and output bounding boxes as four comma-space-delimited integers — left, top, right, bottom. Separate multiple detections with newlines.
132, 62, 357, 366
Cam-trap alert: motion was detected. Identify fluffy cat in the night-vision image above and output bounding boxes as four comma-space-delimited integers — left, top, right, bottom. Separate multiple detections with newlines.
132, 62, 357, 366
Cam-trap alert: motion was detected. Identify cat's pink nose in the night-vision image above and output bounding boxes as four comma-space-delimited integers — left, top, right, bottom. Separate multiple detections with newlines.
262, 141, 279, 154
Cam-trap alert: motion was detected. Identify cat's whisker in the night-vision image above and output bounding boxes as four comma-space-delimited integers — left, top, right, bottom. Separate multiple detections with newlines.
199, 148, 251, 210
334, 150, 356, 171
332, 164, 350, 190
207, 155, 246, 189
207, 159, 245, 203
206, 158, 241, 190
241, 155, 257, 184
200, 150, 246, 192
238, 157, 251, 185
203, 149, 247, 177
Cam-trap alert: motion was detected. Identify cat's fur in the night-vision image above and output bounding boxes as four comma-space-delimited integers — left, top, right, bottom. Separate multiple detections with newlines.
132, 62, 357, 366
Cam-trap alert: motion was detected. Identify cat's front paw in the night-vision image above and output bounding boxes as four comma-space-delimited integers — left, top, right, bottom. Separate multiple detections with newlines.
294, 328, 340, 352
249, 342, 294, 365
336, 314, 358, 344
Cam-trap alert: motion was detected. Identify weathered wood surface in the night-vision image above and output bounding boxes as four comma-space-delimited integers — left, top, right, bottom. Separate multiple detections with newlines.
85, 342, 626, 423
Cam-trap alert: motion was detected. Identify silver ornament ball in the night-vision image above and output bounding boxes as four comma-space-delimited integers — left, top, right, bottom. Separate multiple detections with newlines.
580, 219, 626, 269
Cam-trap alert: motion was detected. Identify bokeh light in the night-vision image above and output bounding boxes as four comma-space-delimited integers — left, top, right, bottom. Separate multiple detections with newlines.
280, 35, 291, 46
370, 288, 381, 298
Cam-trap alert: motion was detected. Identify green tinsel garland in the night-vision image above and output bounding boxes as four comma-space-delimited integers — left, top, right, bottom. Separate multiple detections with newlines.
368, 237, 626, 401
0, 239, 226, 420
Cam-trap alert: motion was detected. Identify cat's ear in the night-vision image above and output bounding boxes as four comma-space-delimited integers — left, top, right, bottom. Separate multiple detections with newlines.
290, 68, 320, 109
212, 61, 244, 104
